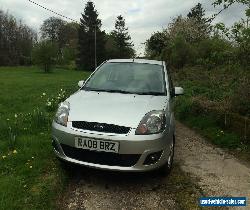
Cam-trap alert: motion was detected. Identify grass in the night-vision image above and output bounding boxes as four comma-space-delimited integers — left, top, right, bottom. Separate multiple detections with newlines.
0, 66, 89, 209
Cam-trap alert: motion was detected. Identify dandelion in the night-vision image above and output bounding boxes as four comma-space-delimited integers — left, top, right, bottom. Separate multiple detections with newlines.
31, 156, 34, 159
13, 150, 17, 154
14, 114, 18, 118
2, 155, 6, 159
29, 166, 33, 169
7, 118, 9, 121
42, 92, 46, 96
220, 130, 224, 134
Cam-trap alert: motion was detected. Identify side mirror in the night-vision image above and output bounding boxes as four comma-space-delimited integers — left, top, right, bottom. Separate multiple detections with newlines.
174, 87, 184, 96
78, 80, 85, 88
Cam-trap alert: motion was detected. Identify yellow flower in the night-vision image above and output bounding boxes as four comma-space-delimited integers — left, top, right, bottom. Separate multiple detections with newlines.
2, 155, 6, 159
13, 150, 17, 154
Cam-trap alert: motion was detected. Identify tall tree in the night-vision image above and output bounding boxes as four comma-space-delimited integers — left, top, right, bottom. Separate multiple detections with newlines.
145, 31, 168, 59
187, 3, 211, 41
111, 15, 135, 58
77, 1, 106, 71
58, 22, 79, 50
0, 10, 36, 66
105, 33, 119, 59
32, 41, 58, 73
40, 17, 66, 44
187, 3, 206, 23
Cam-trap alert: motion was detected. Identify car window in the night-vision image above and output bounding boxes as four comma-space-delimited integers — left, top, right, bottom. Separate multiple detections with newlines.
83, 62, 166, 95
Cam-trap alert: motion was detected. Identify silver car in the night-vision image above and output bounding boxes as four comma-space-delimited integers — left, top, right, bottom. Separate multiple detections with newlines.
52, 59, 183, 175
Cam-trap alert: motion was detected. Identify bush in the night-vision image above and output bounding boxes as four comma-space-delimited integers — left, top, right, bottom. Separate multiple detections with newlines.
32, 41, 58, 73
175, 97, 193, 120
231, 78, 250, 116
195, 37, 233, 68
167, 35, 194, 69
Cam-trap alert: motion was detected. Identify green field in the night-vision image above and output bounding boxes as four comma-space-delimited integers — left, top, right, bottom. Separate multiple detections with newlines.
0, 67, 89, 209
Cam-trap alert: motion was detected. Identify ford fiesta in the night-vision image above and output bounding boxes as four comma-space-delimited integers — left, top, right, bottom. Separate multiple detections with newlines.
52, 59, 183, 175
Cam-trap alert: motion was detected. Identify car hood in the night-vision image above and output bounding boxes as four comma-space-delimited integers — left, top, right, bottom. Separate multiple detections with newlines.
67, 90, 168, 128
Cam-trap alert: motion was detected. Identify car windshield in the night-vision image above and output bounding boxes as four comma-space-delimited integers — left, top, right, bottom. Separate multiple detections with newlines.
82, 62, 166, 95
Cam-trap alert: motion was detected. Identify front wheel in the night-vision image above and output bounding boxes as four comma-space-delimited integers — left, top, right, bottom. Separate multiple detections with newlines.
158, 137, 175, 176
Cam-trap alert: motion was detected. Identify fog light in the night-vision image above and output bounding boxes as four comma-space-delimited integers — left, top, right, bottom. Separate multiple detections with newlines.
144, 151, 162, 165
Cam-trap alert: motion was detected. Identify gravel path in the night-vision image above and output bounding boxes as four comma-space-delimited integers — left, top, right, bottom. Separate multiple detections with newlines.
58, 122, 250, 210
175, 122, 250, 199
59, 169, 179, 210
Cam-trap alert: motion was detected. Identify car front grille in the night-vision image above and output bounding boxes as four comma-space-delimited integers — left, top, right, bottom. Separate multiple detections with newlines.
72, 121, 131, 134
61, 144, 140, 167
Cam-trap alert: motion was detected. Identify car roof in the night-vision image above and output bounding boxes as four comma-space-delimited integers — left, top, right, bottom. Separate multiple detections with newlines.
106, 59, 164, 66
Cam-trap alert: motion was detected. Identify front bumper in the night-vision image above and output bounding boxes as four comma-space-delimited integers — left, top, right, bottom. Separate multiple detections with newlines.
52, 121, 173, 172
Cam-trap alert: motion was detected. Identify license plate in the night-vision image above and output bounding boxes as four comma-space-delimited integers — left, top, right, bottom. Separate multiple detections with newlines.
75, 137, 119, 153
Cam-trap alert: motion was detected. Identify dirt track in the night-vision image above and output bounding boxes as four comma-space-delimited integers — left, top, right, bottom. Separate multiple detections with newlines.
58, 122, 250, 210
175, 122, 250, 199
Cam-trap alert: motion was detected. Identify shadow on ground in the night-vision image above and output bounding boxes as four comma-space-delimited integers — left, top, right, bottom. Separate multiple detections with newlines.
57, 162, 202, 210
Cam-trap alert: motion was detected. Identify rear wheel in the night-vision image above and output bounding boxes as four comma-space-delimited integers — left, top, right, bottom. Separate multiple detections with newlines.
159, 136, 175, 176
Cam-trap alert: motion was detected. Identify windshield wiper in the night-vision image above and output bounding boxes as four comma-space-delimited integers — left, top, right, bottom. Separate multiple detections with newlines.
84, 88, 164, 96
135, 92, 165, 96
83, 88, 108, 92
84, 88, 133, 94
103, 89, 133, 94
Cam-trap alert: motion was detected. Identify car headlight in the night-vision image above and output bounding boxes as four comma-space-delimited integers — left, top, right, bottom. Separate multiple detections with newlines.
135, 110, 166, 135
54, 101, 70, 127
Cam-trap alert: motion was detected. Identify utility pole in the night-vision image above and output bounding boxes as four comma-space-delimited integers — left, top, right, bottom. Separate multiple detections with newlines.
94, 25, 97, 69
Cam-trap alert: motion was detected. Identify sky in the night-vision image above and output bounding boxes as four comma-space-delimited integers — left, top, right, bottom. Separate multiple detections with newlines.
0, 0, 247, 55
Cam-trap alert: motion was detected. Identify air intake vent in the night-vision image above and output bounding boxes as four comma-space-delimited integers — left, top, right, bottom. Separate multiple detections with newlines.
72, 121, 130, 134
